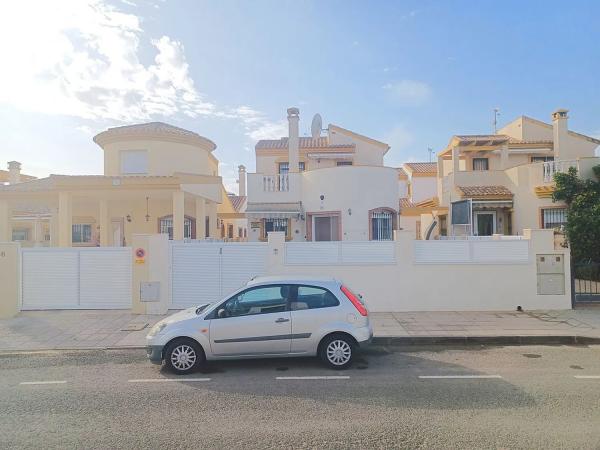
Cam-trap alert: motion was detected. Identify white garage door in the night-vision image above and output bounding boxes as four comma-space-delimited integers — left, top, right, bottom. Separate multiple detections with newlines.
170, 242, 269, 309
21, 248, 132, 310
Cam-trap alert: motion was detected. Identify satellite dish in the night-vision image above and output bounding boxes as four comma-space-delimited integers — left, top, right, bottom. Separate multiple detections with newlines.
311, 113, 323, 139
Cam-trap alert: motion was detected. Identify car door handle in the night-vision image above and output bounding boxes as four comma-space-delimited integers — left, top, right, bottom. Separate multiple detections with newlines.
275, 317, 290, 323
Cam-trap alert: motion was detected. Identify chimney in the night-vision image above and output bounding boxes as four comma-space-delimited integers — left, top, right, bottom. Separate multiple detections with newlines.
7, 161, 21, 184
238, 165, 246, 196
287, 107, 300, 173
551, 109, 569, 159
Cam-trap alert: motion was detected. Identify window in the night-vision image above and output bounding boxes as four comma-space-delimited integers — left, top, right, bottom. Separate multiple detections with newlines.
205, 216, 210, 238
531, 156, 554, 163
12, 228, 29, 241
159, 216, 194, 239
291, 285, 339, 310
72, 224, 92, 243
217, 285, 290, 318
336, 161, 353, 166
542, 208, 567, 230
472, 158, 489, 171
227, 224, 234, 239
120, 150, 148, 174
278, 162, 305, 174
371, 211, 393, 240
264, 218, 288, 238
238, 227, 243, 238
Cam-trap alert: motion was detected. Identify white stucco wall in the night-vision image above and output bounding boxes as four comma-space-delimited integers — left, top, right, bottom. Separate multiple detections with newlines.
410, 176, 437, 203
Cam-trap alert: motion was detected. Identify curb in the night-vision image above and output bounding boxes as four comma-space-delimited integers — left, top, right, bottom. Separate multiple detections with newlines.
371, 335, 600, 346
2, 336, 600, 355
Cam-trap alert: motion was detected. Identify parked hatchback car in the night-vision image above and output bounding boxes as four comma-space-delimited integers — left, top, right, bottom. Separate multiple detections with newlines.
146, 276, 373, 373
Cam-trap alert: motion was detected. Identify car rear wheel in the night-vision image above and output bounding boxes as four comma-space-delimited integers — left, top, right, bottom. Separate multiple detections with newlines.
164, 338, 204, 375
319, 334, 354, 370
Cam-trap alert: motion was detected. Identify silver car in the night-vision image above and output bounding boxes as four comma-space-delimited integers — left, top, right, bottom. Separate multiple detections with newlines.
146, 276, 373, 374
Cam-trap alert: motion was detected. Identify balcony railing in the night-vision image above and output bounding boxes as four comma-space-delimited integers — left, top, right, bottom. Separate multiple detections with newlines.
263, 174, 289, 192
543, 160, 578, 183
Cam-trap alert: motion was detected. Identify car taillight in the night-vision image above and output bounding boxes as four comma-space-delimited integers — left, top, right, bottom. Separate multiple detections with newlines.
341, 285, 368, 317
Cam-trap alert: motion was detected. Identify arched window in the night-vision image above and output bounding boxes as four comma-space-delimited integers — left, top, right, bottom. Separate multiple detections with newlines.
158, 215, 195, 240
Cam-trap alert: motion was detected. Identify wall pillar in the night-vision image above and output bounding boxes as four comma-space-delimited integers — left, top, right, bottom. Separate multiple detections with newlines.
99, 199, 109, 247
172, 191, 185, 241
58, 192, 72, 247
0, 200, 9, 242
195, 197, 206, 239
131, 234, 170, 314
500, 144, 509, 169
207, 201, 218, 238
452, 146, 460, 173
0, 242, 20, 318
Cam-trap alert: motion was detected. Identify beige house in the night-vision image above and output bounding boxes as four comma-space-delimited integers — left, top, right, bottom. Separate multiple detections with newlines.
397, 162, 443, 238
433, 109, 600, 237
246, 108, 399, 241
0, 122, 227, 247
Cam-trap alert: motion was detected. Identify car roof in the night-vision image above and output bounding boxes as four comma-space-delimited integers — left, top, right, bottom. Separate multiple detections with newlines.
246, 275, 339, 287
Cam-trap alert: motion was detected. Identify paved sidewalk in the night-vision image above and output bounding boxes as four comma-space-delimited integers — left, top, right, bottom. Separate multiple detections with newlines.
1, 308, 600, 352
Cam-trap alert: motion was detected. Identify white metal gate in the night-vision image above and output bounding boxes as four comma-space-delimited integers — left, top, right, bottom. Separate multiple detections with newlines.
170, 242, 269, 309
21, 247, 132, 310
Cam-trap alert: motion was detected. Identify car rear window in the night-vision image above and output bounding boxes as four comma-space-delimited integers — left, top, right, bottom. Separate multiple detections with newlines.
291, 285, 339, 310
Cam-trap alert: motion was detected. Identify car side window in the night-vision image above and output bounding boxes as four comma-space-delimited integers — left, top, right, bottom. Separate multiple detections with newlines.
291, 285, 340, 311
217, 285, 290, 318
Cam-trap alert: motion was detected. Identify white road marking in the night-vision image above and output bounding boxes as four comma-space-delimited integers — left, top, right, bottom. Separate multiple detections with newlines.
19, 380, 67, 385
128, 378, 211, 383
574, 375, 600, 379
276, 376, 350, 380
418, 375, 503, 379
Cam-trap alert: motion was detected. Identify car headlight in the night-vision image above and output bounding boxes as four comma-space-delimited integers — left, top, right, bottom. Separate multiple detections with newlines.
148, 322, 168, 337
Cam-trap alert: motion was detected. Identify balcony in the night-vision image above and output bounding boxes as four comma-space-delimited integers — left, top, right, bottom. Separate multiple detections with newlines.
542, 160, 578, 183
262, 174, 289, 192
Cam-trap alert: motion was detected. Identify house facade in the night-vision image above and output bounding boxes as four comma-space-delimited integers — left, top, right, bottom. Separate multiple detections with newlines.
433, 110, 600, 237
0, 122, 228, 247
246, 108, 399, 242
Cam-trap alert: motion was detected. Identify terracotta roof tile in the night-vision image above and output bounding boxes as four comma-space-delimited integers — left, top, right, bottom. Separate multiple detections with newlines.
458, 185, 513, 199
399, 198, 415, 208
404, 162, 437, 174
228, 195, 247, 212
255, 137, 354, 150
0, 170, 36, 183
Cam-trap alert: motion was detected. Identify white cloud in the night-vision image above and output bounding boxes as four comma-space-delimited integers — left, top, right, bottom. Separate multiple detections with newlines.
383, 124, 415, 154
0, 0, 283, 141
383, 80, 432, 106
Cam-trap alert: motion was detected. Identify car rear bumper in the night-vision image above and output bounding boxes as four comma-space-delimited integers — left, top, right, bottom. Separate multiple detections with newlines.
146, 345, 163, 364
354, 324, 374, 347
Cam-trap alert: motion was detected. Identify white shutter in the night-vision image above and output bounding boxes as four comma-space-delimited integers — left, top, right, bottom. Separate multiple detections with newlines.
79, 249, 132, 308
22, 250, 79, 309
120, 150, 148, 174
171, 243, 221, 309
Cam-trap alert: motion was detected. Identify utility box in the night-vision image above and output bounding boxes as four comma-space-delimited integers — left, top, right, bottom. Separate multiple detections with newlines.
140, 282, 160, 302
536, 254, 565, 295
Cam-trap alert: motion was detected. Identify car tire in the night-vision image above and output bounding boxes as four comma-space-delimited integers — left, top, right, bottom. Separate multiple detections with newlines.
319, 334, 354, 370
164, 338, 205, 375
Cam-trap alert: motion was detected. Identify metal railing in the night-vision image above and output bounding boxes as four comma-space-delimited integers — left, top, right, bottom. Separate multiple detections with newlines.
263, 174, 289, 192
573, 262, 600, 302
438, 235, 523, 241
543, 160, 578, 183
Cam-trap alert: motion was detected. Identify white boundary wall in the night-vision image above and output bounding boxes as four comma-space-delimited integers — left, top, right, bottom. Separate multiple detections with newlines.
265, 230, 571, 312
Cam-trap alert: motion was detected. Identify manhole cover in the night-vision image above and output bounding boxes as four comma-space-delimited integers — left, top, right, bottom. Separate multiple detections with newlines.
120, 323, 148, 331
522, 353, 542, 358
570, 365, 584, 370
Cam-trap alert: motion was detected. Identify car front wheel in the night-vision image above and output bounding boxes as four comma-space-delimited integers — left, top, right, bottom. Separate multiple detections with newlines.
164, 338, 204, 374
319, 334, 354, 370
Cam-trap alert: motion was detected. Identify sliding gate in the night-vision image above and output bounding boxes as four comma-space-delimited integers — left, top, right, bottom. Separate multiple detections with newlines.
170, 242, 269, 309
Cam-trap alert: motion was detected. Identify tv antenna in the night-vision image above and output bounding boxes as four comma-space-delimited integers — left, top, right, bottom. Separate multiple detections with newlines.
311, 113, 325, 139
428, 147, 434, 162
493, 108, 500, 134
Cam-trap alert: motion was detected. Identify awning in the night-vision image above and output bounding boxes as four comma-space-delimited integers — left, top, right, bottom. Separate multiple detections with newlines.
307, 153, 354, 160
472, 200, 513, 209
245, 202, 303, 219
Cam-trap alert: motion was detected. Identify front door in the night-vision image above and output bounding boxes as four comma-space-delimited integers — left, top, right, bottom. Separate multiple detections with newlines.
475, 211, 496, 236
312, 215, 340, 241
111, 219, 124, 246
209, 285, 292, 356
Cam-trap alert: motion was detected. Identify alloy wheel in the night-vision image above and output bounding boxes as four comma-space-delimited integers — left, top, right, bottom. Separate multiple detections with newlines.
326, 340, 352, 366
170, 344, 197, 371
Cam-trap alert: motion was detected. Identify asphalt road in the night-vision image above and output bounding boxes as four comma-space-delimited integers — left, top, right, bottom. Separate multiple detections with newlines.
1, 344, 600, 449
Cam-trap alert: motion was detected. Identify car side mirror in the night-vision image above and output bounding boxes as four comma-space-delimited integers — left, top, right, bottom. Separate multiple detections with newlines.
217, 308, 227, 318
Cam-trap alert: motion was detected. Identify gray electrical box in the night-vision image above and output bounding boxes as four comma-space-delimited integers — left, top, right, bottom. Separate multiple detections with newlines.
536, 254, 565, 295
140, 282, 160, 302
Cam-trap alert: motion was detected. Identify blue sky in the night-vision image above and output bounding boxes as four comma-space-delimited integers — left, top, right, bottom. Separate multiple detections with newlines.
1, 0, 599, 191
